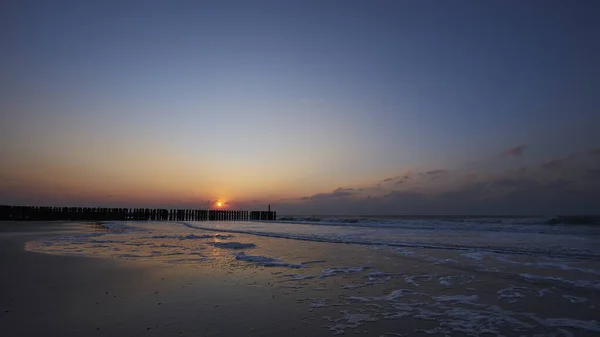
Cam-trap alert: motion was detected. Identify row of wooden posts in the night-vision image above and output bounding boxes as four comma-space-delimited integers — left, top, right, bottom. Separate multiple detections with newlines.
0, 205, 276, 222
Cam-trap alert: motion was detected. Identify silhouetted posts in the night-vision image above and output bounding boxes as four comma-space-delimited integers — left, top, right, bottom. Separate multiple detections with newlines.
0, 205, 276, 222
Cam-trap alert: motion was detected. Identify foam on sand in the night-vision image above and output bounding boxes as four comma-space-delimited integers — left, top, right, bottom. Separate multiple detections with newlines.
562, 295, 588, 303
348, 289, 418, 302
520, 273, 600, 289
318, 266, 371, 279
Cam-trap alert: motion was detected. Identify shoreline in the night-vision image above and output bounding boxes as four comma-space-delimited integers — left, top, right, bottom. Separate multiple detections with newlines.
3, 221, 600, 336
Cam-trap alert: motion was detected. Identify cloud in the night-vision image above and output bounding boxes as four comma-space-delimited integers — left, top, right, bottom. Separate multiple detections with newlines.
272, 151, 600, 215
275, 172, 599, 215
302, 187, 356, 200
396, 170, 413, 184
420, 169, 447, 176
381, 170, 414, 185
541, 154, 574, 170
503, 145, 527, 157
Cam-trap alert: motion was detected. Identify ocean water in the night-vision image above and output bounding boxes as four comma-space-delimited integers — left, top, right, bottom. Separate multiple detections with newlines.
25, 216, 600, 336
182, 215, 600, 260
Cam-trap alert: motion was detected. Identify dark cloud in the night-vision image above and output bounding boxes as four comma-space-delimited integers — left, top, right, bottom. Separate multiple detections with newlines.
395, 176, 411, 185
541, 154, 574, 170
333, 187, 355, 194
503, 145, 527, 157
396, 171, 413, 184
381, 171, 413, 185
274, 155, 600, 215
302, 187, 355, 200
419, 169, 447, 176
276, 176, 599, 215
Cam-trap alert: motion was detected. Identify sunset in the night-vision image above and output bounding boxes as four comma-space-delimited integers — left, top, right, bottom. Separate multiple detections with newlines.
2, 1, 598, 215
1, 1, 599, 336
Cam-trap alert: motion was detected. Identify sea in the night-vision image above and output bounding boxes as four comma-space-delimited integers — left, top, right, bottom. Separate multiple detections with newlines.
25, 214, 600, 336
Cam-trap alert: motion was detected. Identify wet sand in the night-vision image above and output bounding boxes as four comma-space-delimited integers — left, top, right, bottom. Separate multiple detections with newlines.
3, 221, 600, 336
0, 222, 328, 337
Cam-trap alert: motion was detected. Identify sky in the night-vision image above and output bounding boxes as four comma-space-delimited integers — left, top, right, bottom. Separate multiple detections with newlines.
1, 0, 599, 215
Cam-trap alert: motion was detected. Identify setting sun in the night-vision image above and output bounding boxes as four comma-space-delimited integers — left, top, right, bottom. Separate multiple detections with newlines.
216, 202, 222, 207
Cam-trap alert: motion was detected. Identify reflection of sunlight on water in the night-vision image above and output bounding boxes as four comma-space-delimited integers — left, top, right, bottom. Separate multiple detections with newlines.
209, 236, 221, 258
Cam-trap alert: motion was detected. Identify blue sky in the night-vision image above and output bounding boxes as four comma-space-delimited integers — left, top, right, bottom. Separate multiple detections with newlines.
1, 0, 599, 214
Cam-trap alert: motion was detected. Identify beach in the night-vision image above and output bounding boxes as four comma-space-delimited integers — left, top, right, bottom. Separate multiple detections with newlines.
2, 219, 600, 336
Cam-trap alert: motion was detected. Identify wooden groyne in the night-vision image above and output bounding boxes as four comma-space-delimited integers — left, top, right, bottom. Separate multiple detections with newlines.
0, 205, 276, 222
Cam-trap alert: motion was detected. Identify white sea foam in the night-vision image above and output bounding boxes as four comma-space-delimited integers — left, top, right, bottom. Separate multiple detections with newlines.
404, 274, 436, 286
349, 289, 418, 302
434, 295, 479, 304
533, 318, 600, 332
438, 275, 474, 286
494, 255, 600, 276
318, 266, 371, 278
562, 295, 588, 303
287, 274, 316, 281
520, 273, 600, 289
497, 286, 526, 303
461, 251, 489, 261
323, 310, 376, 335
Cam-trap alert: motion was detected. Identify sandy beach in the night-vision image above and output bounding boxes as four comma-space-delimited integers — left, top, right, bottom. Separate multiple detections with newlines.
0, 222, 329, 337
2, 220, 600, 336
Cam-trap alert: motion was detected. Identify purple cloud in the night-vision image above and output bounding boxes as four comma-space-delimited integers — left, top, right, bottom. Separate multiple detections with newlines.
302, 187, 356, 200
503, 145, 527, 157
420, 169, 447, 176
381, 171, 414, 185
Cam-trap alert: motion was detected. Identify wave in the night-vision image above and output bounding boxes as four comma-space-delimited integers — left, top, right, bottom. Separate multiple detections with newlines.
271, 216, 600, 236
180, 222, 600, 261
544, 216, 600, 225
278, 215, 600, 226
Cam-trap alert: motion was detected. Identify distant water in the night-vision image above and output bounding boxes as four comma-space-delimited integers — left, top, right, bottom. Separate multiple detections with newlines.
177, 215, 600, 260
276, 214, 600, 227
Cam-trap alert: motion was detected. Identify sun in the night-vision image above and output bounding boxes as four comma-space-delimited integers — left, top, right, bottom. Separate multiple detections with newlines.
216, 202, 222, 207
